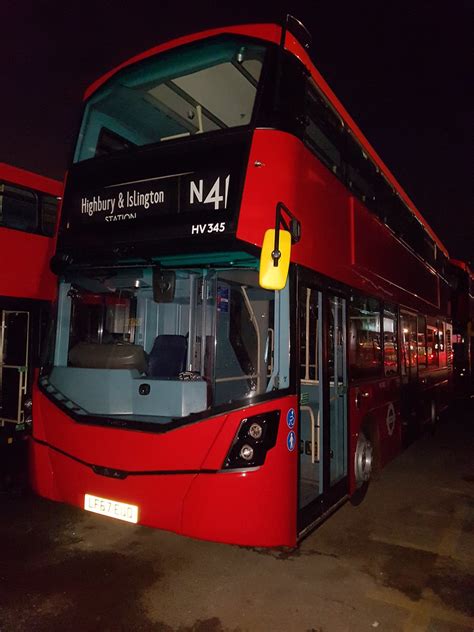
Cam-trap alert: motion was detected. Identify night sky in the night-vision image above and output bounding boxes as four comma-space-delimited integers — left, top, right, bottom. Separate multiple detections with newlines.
1, 1, 472, 264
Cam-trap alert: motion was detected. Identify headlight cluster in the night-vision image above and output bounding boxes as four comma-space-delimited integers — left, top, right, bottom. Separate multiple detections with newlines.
223, 411, 280, 470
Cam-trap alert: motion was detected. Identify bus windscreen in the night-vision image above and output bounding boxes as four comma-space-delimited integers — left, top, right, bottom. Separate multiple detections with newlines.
43, 266, 289, 426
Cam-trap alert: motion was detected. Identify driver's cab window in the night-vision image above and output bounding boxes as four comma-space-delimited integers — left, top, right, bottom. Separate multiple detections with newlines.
50, 266, 289, 422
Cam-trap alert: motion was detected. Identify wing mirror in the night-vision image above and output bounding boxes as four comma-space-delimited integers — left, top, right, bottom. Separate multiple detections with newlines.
259, 202, 300, 290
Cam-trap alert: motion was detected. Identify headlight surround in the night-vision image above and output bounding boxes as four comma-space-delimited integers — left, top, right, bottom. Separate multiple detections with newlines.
222, 410, 280, 470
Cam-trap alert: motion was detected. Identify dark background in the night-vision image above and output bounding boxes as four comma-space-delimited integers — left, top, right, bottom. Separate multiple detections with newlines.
1, 1, 472, 263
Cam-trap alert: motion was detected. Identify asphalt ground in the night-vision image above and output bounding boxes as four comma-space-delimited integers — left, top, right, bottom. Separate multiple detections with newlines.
0, 397, 473, 632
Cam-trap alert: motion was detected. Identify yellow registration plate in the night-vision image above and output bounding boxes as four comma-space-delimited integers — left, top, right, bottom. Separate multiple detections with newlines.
84, 494, 139, 524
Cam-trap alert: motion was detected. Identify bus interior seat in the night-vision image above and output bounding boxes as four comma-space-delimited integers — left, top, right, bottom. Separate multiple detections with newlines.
68, 342, 147, 373
147, 334, 188, 378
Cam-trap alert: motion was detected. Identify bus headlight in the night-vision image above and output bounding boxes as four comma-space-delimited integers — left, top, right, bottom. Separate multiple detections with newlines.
248, 422, 263, 439
239, 445, 254, 461
223, 411, 280, 470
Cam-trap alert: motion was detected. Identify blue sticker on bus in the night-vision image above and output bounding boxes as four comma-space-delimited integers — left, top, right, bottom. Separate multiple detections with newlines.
287, 408, 295, 429
217, 286, 229, 312
287, 431, 296, 452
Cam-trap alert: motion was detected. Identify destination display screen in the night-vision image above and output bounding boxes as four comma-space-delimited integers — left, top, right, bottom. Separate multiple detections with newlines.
74, 171, 231, 225
57, 131, 252, 262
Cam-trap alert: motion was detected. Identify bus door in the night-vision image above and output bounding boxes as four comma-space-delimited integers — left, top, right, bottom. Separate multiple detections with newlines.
0, 310, 29, 428
297, 282, 348, 535
400, 310, 419, 438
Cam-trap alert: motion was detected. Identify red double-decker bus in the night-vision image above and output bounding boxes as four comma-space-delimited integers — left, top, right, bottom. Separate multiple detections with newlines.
31, 19, 453, 546
450, 259, 474, 394
0, 163, 61, 445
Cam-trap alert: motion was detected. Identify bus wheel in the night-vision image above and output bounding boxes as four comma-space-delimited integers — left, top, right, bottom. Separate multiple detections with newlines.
351, 431, 373, 506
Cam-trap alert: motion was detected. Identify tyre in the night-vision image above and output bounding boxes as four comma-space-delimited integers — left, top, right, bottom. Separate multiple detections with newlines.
350, 430, 373, 506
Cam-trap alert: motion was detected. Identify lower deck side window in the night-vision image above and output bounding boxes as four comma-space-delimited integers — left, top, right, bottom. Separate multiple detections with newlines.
348, 295, 382, 380
383, 305, 399, 376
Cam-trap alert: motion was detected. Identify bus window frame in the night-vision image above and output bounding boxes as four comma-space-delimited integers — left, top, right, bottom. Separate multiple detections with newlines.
40, 193, 60, 237
303, 78, 345, 179
437, 320, 448, 368
400, 309, 418, 379
348, 293, 383, 382
382, 302, 400, 377
417, 315, 428, 371
426, 317, 440, 368
73, 34, 274, 166
0, 182, 39, 234
0, 180, 59, 238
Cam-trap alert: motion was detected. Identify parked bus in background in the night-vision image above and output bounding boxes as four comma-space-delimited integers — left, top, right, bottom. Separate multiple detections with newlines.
31, 18, 453, 546
0, 162, 61, 447
450, 259, 474, 394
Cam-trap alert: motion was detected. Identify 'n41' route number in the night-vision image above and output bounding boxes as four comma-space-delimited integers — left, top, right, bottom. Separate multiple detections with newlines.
189, 175, 230, 210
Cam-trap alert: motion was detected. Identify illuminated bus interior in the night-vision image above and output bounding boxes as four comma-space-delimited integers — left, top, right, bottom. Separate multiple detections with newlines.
42, 266, 290, 424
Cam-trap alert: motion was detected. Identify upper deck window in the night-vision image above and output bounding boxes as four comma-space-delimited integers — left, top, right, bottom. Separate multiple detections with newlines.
304, 80, 343, 175
74, 37, 266, 163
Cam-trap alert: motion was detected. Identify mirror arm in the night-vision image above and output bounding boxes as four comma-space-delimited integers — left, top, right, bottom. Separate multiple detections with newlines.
272, 201, 301, 267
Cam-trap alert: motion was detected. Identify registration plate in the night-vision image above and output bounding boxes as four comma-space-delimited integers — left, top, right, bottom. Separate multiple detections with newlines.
84, 494, 139, 524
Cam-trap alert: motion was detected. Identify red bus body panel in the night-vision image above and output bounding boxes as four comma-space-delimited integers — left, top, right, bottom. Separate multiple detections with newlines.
239, 130, 450, 317
0, 227, 57, 300
0, 163, 62, 301
31, 386, 298, 546
0, 163, 62, 198
348, 379, 402, 493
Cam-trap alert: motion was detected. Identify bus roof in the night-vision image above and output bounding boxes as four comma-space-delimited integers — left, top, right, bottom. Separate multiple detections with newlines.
83, 22, 450, 259
0, 162, 62, 197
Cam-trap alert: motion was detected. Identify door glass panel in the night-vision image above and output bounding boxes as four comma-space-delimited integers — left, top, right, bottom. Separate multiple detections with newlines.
299, 287, 322, 508
298, 287, 348, 525
329, 296, 347, 485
